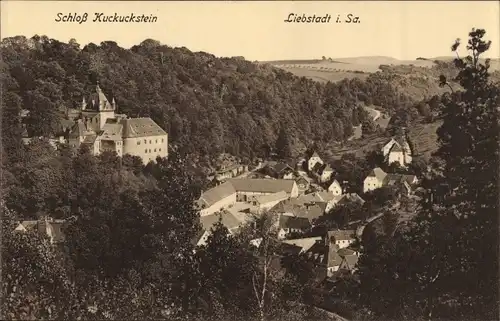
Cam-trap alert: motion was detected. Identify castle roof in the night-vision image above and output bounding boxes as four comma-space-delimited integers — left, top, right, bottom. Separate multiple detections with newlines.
84, 83, 115, 112
100, 123, 123, 141
121, 118, 167, 138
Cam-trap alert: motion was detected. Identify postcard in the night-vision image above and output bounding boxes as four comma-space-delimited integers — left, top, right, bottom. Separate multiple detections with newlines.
1, 1, 499, 321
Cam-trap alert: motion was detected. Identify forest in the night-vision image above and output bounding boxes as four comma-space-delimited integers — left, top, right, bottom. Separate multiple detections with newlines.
1, 35, 425, 170
1, 29, 498, 321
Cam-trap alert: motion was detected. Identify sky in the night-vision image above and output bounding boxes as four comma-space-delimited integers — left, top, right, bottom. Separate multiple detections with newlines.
1, 1, 499, 61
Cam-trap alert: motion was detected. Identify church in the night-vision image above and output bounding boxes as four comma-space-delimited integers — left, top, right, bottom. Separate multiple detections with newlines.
68, 82, 168, 164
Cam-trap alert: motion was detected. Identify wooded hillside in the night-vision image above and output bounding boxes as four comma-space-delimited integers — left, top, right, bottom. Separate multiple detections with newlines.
2, 36, 423, 167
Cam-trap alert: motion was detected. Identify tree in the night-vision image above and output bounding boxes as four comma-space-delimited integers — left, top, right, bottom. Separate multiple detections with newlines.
1, 203, 77, 320
423, 28, 499, 320
193, 220, 258, 319
361, 118, 377, 136
355, 28, 500, 321
275, 126, 292, 160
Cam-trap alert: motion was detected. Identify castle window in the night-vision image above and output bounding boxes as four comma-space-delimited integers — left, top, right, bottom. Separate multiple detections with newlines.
137, 141, 141, 145
159, 148, 161, 152
144, 139, 147, 144
154, 149, 156, 152
155, 139, 158, 143
149, 140, 152, 144
161, 139, 164, 143
145, 149, 148, 153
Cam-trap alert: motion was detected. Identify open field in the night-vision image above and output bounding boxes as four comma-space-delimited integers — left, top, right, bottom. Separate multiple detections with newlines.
323, 119, 442, 161
262, 56, 500, 84
278, 66, 370, 83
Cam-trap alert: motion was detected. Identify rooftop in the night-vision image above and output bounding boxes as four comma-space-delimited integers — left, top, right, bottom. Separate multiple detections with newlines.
255, 191, 289, 205
200, 211, 241, 232
229, 178, 296, 194
368, 167, 388, 181
279, 215, 311, 230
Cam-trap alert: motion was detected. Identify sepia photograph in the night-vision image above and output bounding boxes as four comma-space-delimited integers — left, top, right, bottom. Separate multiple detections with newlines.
0, 1, 499, 320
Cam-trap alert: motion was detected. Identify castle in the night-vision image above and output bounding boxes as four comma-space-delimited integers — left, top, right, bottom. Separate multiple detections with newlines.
68, 83, 168, 164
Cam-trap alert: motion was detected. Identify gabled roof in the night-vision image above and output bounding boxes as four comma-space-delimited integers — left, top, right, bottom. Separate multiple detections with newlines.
306, 241, 343, 268
200, 211, 241, 232
328, 229, 356, 241
339, 254, 359, 271
198, 181, 236, 207
279, 215, 311, 230
320, 164, 333, 175
389, 142, 404, 153
229, 178, 296, 194
69, 120, 88, 138
99, 123, 123, 141
294, 203, 326, 221
121, 118, 167, 138
255, 191, 288, 205
310, 151, 321, 159
384, 174, 418, 187
273, 162, 294, 173
16, 219, 66, 243
82, 134, 97, 145
85, 83, 114, 111
383, 138, 397, 147
337, 193, 365, 206
283, 237, 322, 254
337, 248, 356, 257
328, 179, 341, 188
295, 176, 311, 184
311, 162, 323, 172
367, 167, 388, 182
271, 201, 308, 217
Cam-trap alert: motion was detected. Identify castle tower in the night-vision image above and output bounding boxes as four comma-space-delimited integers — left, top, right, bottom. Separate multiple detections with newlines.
81, 81, 116, 131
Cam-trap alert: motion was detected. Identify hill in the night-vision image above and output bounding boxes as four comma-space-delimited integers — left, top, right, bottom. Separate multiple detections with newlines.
266, 56, 500, 102
1, 36, 427, 168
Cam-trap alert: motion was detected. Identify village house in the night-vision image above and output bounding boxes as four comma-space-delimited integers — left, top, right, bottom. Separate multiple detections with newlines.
197, 178, 299, 216
270, 191, 365, 225
271, 200, 327, 223
337, 248, 359, 273
336, 193, 366, 207
327, 179, 343, 196
363, 167, 418, 194
282, 237, 322, 254
277, 215, 311, 239
303, 232, 345, 279
295, 176, 311, 195
197, 181, 237, 216
381, 136, 413, 167
196, 210, 244, 247
262, 161, 295, 179
68, 82, 168, 164
309, 163, 334, 184
252, 191, 289, 213
306, 151, 324, 171
328, 229, 357, 249
230, 178, 299, 202
215, 164, 249, 181
14, 216, 66, 246
281, 230, 359, 281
